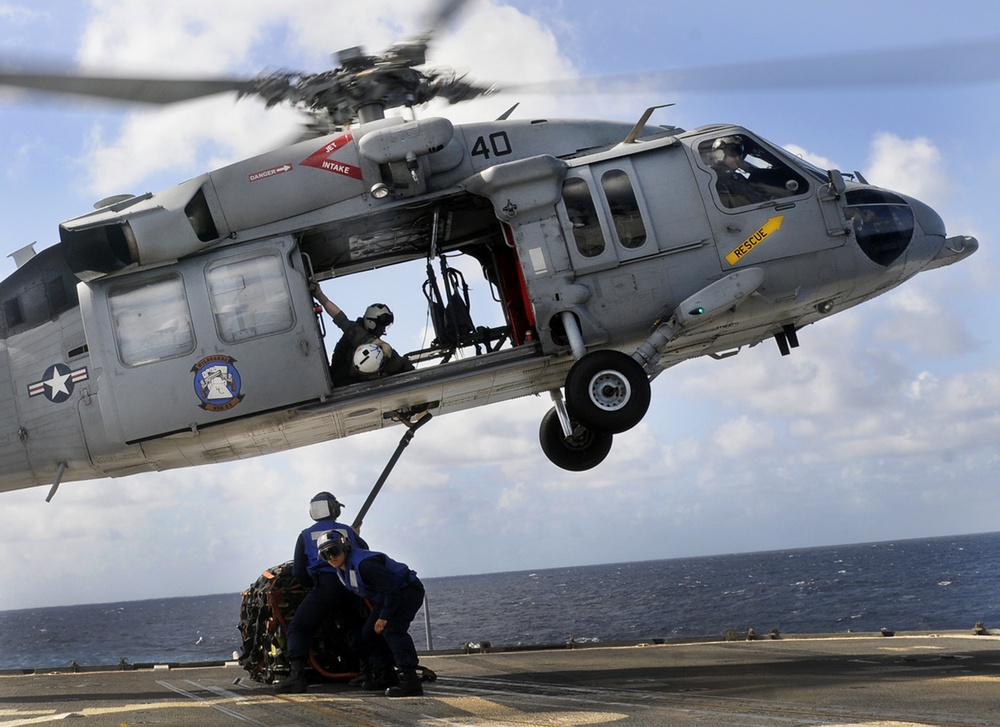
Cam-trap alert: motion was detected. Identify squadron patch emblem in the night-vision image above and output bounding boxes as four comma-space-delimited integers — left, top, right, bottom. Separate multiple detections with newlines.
192, 355, 244, 412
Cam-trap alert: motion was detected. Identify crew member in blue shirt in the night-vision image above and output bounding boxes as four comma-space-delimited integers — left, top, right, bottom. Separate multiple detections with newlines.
273, 492, 367, 694
317, 530, 427, 697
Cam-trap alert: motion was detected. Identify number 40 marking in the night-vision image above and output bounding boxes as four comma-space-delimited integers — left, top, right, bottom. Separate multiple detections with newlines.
471, 131, 513, 160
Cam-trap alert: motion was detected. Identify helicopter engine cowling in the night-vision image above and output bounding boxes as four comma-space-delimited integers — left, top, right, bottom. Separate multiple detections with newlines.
56, 118, 467, 281
59, 175, 227, 281
58, 131, 374, 280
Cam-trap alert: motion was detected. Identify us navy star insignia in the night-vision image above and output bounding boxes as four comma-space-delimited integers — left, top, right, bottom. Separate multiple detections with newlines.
27, 363, 89, 404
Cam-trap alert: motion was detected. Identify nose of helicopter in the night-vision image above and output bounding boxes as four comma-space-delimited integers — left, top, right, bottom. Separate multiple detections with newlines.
901, 192, 979, 270
905, 194, 946, 238
844, 187, 976, 270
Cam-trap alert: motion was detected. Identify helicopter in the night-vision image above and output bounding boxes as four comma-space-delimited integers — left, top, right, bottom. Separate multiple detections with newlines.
0, 2, 982, 500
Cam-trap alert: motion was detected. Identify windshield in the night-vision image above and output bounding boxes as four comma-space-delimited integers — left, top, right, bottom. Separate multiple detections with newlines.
749, 132, 830, 182
783, 152, 828, 182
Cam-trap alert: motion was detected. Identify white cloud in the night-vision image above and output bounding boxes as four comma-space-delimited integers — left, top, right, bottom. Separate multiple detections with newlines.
498, 482, 527, 511
907, 370, 940, 400
75, 0, 275, 73
866, 132, 952, 204
712, 415, 777, 457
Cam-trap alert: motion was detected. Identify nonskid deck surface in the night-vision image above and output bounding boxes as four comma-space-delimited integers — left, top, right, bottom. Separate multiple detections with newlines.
2, 632, 999, 726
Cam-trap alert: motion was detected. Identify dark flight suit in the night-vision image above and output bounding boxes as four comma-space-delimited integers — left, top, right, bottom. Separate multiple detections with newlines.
337, 547, 424, 672
329, 312, 414, 385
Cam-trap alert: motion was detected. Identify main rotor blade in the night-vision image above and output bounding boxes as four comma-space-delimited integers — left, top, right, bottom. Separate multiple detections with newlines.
377, 0, 474, 69
0, 69, 253, 105
423, 0, 473, 31
499, 37, 1000, 96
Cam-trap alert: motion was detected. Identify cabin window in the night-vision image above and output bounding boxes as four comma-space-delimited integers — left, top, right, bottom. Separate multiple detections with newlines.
563, 177, 605, 258
108, 274, 195, 367
206, 252, 295, 343
601, 170, 647, 249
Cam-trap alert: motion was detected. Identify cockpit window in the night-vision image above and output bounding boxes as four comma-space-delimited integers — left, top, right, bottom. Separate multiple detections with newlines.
699, 134, 810, 209
785, 154, 829, 182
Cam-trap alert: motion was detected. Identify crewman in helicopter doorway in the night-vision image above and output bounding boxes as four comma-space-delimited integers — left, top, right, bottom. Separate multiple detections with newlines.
309, 282, 414, 385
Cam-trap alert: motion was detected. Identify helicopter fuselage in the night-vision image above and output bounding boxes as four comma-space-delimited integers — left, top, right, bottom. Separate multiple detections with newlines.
0, 112, 977, 493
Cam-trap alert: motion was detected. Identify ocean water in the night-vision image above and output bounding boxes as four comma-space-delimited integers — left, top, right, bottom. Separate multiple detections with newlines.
2, 532, 999, 670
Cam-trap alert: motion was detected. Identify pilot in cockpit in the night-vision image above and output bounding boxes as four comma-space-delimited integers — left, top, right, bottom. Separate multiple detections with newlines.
708, 135, 768, 209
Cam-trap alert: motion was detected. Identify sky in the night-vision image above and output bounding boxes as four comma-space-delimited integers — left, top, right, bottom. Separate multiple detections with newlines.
0, 0, 998, 612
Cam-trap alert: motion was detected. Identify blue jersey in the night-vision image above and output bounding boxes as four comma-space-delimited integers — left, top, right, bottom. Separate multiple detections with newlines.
338, 547, 417, 604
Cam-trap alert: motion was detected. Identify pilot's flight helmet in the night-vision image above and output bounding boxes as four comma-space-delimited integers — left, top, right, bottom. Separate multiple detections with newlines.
711, 135, 744, 163
353, 342, 386, 374
317, 530, 352, 561
309, 492, 344, 521
362, 303, 394, 333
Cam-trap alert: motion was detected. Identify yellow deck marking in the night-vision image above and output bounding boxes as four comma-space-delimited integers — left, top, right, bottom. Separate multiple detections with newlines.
437, 696, 626, 725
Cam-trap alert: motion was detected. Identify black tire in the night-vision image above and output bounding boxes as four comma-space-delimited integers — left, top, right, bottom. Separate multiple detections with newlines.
565, 350, 651, 434
538, 407, 613, 471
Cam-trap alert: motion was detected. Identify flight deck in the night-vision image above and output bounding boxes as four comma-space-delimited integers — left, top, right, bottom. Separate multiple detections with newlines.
2, 631, 999, 726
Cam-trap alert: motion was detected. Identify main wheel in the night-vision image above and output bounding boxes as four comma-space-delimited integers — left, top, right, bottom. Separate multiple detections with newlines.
565, 350, 651, 434
538, 407, 613, 471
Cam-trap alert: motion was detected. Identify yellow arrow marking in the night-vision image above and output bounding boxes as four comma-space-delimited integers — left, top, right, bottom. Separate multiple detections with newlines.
725, 215, 784, 265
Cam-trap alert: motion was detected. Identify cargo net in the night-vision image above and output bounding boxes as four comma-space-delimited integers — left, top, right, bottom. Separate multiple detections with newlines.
237, 561, 361, 684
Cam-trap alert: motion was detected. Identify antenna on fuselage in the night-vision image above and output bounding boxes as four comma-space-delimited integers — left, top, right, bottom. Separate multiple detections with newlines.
8, 242, 37, 269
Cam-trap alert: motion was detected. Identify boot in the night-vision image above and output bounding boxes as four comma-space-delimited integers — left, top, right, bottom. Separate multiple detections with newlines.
272, 658, 308, 694
386, 668, 423, 697
362, 665, 399, 691
348, 659, 372, 688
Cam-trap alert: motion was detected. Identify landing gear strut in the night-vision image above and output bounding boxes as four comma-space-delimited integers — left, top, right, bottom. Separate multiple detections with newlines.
539, 316, 651, 470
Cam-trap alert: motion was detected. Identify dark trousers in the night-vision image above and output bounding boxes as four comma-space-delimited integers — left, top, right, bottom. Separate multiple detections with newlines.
363, 582, 425, 670
286, 572, 365, 661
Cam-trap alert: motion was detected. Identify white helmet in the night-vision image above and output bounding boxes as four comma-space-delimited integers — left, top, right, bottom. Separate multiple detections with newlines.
711, 135, 744, 164
353, 342, 385, 374
362, 303, 394, 333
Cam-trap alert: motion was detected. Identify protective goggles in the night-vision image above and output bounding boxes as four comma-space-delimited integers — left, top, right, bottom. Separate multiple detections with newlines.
320, 544, 347, 559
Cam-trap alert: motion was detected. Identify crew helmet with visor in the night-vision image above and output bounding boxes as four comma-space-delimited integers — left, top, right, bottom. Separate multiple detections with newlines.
317, 530, 352, 560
